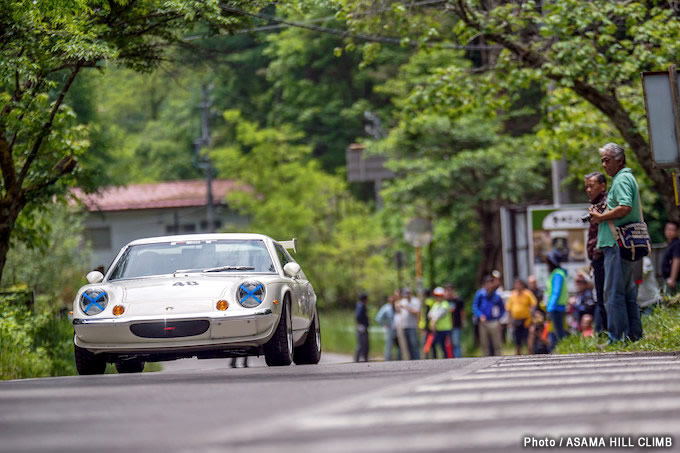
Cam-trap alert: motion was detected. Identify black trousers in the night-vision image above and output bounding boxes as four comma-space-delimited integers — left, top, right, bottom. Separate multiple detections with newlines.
592, 257, 608, 333
354, 325, 369, 362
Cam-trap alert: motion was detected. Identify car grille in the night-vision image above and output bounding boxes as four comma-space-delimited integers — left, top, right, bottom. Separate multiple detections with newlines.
130, 320, 210, 338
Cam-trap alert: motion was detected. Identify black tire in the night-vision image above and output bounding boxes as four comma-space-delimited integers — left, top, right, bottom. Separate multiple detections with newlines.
293, 307, 321, 365
115, 359, 146, 374
264, 298, 293, 366
74, 343, 107, 375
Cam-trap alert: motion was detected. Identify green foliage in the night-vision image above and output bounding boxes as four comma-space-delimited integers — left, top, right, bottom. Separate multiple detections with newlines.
212, 110, 396, 307
333, 0, 680, 220
365, 47, 549, 285
2, 204, 90, 304
0, 0, 267, 283
0, 294, 72, 379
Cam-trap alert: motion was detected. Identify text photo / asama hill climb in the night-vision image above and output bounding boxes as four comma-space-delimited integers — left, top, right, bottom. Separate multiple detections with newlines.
2, 1, 680, 452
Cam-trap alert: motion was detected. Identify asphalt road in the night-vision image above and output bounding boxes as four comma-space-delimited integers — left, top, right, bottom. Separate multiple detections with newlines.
1, 352, 680, 452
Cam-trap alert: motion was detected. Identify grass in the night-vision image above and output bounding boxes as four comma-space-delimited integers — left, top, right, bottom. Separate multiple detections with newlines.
320, 310, 386, 358
555, 303, 680, 354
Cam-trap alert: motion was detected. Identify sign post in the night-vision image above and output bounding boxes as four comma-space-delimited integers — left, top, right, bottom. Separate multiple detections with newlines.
404, 217, 433, 296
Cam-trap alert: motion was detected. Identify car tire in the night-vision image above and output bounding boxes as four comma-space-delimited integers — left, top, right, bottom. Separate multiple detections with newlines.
74, 343, 107, 375
115, 359, 146, 374
293, 307, 321, 365
264, 297, 293, 366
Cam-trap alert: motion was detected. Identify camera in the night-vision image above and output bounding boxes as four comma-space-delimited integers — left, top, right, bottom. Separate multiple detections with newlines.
580, 213, 592, 223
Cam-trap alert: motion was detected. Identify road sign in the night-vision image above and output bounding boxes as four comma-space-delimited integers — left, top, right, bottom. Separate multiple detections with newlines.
404, 217, 433, 247
642, 66, 680, 167
345, 144, 395, 182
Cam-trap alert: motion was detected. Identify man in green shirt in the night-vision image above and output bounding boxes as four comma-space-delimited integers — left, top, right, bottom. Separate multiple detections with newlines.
589, 142, 643, 342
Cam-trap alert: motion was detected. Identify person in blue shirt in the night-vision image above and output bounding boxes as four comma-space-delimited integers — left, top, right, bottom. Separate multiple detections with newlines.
354, 292, 369, 362
472, 276, 505, 356
375, 292, 400, 361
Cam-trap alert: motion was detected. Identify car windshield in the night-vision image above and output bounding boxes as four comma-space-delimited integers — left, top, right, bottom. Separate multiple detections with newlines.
108, 239, 276, 281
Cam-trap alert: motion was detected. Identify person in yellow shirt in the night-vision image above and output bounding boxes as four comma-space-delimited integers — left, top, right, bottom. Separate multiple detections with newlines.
507, 278, 537, 355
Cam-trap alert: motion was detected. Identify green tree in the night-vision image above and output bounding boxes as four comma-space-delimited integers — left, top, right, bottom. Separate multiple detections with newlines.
211, 109, 395, 306
0, 0, 263, 282
334, 0, 680, 220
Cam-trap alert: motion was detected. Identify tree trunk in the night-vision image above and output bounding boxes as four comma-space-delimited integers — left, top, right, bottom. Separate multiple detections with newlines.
476, 203, 503, 286
0, 200, 24, 284
572, 82, 680, 222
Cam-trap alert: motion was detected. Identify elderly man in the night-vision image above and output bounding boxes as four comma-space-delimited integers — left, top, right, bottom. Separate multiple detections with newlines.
589, 143, 643, 342
584, 171, 608, 333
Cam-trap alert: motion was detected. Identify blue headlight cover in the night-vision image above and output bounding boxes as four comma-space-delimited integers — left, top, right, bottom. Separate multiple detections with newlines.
80, 289, 108, 315
237, 281, 265, 308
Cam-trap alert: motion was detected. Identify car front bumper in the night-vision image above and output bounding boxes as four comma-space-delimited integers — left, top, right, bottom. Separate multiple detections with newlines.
73, 308, 278, 353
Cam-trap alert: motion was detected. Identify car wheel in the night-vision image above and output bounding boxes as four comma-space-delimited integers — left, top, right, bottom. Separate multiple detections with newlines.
293, 307, 321, 365
74, 343, 107, 375
115, 359, 146, 374
264, 297, 293, 366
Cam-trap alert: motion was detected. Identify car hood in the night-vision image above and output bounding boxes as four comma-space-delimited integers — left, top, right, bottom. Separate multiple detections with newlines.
110, 275, 258, 302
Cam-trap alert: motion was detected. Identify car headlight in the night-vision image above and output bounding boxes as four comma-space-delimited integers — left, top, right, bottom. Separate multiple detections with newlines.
80, 289, 109, 315
237, 281, 265, 308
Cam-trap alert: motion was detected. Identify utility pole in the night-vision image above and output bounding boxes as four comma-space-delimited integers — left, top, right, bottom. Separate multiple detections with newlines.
195, 84, 215, 233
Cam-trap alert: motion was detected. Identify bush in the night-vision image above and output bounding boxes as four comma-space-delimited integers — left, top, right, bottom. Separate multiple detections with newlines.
0, 294, 54, 379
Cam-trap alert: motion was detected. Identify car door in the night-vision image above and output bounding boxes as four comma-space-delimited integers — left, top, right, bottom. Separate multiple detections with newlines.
274, 243, 308, 331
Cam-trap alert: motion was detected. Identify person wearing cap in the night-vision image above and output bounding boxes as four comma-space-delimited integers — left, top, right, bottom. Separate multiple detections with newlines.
506, 278, 537, 355
589, 142, 643, 342
354, 292, 369, 362
472, 276, 505, 356
545, 250, 568, 342
426, 287, 452, 359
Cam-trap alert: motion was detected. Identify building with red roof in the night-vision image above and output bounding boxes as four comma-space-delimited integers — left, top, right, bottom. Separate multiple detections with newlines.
72, 180, 248, 270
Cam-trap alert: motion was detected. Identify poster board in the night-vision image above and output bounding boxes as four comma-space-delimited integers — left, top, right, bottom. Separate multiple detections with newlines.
528, 204, 590, 293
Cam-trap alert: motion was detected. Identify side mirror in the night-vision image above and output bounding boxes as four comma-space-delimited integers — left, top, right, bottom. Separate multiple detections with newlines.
283, 262, 301, 278
86, 271, 104, 284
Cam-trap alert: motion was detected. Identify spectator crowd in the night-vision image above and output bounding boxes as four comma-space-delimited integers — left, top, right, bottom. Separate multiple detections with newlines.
355, 142, 680, 361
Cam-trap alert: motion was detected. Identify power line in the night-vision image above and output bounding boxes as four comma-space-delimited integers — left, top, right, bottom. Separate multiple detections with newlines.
215, 3, 501, 51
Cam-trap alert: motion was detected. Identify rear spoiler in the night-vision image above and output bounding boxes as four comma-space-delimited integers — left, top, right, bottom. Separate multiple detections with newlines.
278, 238, 298, 253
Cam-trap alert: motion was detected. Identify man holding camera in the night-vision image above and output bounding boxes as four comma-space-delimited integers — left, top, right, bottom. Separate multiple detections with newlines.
584, 171, 608, 333
588, 143, 643, 343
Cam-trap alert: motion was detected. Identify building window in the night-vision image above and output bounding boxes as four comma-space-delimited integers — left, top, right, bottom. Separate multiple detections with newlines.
199, 220, 223, 231
84, 227, 112, 250
166, 224, 196, 234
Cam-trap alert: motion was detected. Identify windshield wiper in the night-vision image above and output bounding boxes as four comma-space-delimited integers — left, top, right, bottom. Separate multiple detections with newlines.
203, 265, 255, 272
174, 268, 203, 274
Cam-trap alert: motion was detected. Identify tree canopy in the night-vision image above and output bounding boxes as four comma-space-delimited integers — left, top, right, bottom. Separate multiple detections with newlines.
0, 0, 263, 280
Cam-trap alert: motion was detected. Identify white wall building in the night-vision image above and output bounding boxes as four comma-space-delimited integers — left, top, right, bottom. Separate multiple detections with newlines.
72, 180, 248, 271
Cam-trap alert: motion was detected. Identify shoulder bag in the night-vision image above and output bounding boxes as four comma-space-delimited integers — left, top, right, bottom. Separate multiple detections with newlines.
607, 186, 651, 261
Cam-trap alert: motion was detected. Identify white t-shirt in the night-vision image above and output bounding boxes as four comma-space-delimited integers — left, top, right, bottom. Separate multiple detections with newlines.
399, 296, 421, 329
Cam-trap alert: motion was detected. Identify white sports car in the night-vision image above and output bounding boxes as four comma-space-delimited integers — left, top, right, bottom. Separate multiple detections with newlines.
72, 233, 321, 374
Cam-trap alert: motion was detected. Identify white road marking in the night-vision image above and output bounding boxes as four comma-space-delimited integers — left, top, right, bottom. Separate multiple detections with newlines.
471, 363, 680, 377
477, 359, 679, 373
491, 355, 678, 367
221, 419, 680, 453
296, 397, 680, 431
416, 372, 680, 392
369, 382, 680, 408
